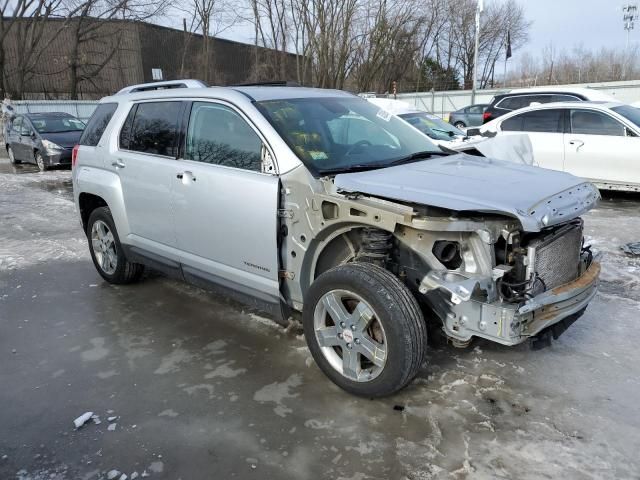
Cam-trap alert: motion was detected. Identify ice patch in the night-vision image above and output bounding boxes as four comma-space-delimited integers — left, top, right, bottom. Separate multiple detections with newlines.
158, 409, 179, 417
254, 374, 302, 417
203, 361, 247, 379
81, 338, 109, 362
154, 347, 193, 374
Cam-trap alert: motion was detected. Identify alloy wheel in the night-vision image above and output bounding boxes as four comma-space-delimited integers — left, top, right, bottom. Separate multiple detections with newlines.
91, 219, 117, 275
313, 289, 387, 382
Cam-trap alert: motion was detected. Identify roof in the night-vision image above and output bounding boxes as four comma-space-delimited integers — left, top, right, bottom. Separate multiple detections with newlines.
103, 85, 355, 103
25, 112, 73, 118
502, 86, 616, 102
231, 86, 354, 101
501, 100, 624, 110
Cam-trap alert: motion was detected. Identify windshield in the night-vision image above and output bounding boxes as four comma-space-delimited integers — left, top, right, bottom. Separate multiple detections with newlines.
256, 97, 442, 174
30, 117, 85, 134
611, 105, 640, 129
399, 112, 465, 141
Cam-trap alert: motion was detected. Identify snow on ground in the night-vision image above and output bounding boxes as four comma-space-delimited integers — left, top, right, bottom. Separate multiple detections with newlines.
1, 159, 639, 479
0, 167, 88, 271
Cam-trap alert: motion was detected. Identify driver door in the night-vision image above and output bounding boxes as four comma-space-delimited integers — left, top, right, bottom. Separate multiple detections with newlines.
172, 100, 281, 304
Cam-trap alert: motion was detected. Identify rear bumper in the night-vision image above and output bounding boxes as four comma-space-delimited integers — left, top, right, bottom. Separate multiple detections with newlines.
421, 260, 600, 347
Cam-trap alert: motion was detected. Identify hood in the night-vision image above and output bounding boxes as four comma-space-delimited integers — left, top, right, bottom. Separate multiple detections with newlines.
334, 153, 600, 232
40, 130, 83, 148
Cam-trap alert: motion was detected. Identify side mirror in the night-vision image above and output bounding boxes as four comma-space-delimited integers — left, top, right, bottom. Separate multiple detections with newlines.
625, 127, 638, 137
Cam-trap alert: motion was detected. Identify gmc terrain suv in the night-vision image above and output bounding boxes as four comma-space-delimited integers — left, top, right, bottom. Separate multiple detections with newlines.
73, 81, 601, 397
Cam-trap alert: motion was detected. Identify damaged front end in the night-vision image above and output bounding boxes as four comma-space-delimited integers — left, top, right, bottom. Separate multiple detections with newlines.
416, 217, 599, 347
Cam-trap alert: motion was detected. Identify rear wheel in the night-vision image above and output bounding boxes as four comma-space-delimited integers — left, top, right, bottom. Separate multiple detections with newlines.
87, 206, 144, 284
303, 262, 427, 397
35, 151, 46, 171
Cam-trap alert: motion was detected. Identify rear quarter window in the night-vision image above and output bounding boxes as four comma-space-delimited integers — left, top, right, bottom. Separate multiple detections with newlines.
79, 103, 118, 146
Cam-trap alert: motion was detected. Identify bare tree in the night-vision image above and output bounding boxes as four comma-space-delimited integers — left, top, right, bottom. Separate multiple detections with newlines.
175, 0, 237, 83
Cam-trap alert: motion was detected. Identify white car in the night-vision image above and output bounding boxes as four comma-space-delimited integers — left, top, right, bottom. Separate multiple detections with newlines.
479, 101, 640, 191
365, 98, 474, 148
366, 97, 534, 163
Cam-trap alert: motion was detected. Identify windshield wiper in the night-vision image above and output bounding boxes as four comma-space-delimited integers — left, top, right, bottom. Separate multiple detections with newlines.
387, 150, 449, 167
319, 150, 450, 175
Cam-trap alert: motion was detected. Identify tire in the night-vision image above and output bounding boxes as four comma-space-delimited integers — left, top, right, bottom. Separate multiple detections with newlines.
87, 206, 144, 284
7, 146, 20, 164
454, 121, 466, 129
35, 151, 46, 171
303, 262, 427, 397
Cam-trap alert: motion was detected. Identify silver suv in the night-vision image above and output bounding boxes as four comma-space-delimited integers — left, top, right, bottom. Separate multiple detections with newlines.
73, 81, 601, 397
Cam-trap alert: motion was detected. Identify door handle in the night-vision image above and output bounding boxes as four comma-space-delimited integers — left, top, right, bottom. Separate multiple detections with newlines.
177, 171, 196, 182
569, 140, 584, 151
111, 160, 125, 168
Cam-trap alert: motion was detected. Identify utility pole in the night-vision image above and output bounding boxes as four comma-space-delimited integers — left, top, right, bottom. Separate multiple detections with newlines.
471, 0, 483, 103
623, 3, 638, 79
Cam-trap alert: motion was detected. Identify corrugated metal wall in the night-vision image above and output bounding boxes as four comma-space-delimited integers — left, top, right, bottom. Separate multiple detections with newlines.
397, 80, 640, 118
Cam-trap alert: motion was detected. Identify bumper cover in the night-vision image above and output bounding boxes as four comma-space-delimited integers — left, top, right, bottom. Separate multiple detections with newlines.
45, 149, 72, 166
421, 261, 600, 347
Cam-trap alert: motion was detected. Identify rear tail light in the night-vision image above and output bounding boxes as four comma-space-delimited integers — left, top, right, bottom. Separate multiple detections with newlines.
482, 111, 492, 123
72, 144, 79, 168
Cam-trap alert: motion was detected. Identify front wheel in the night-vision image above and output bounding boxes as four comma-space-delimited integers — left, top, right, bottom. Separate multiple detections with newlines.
303, 263, 427, 397
35, 151, 46, 171
87, 206, 144, 284
454, 121, 466, 129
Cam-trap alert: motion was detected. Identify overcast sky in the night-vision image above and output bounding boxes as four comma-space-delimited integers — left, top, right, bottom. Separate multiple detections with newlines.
508, 0, 636, 67
183, 0, 637, 68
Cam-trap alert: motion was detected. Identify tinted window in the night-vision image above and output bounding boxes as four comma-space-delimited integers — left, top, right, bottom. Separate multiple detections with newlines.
502, 109, 564, 133
496, 96, 529, 110
185, 102, 262, 172
80, 103, 118, 146
123, 102, 182, 156
570, 110, 624, 136
611, 105, 640, 129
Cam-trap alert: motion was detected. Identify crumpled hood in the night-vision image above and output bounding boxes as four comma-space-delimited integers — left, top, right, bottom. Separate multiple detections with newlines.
334, 153, 600, 232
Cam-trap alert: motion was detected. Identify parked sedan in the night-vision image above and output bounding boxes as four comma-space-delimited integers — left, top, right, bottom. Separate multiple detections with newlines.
448, 104, 488, 128
5, 112, 85, 171
479, 101, 640, 191
366, 98, 470, 147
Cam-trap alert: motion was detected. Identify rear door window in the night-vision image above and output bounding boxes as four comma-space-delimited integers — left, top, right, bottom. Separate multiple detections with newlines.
551, 94, 581, 102
570, 109, 625, 136
120, 101, 182, 157
500, 109, 564, 133
80, 103, 118, 146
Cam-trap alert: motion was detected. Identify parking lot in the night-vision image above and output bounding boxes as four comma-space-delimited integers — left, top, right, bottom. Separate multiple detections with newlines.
1, 158, 639, 480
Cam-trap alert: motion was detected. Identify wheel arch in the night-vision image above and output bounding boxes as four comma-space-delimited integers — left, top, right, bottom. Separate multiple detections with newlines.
75, 168, 130, 238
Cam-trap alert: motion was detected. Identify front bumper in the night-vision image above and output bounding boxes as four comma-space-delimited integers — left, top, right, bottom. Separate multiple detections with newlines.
421, 260, 600, 347
44, 149, 72, 166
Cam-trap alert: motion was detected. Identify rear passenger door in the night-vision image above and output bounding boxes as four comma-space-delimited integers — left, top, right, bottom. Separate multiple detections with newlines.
564, 108, 636, 185
172, 100, 280, 302
466, 105, 485, 126
499, 108, 566, 171
116, 101, 184, 258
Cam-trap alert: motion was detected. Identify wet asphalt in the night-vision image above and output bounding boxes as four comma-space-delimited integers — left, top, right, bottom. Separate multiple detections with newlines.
1, 158, 639, 480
